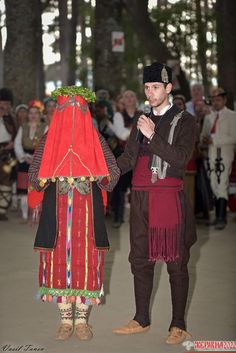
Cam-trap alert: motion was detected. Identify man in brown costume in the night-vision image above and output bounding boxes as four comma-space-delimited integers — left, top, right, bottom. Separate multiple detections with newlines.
0, 88, 16, 221
113, 62, 197, 344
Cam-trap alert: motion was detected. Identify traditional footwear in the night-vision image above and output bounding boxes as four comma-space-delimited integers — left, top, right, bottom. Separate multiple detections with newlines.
166, 326, 192, 345
215, 220, 226, 230
113, 320, 150, 335
56, 323, 73, 340
75, 323, 93, 341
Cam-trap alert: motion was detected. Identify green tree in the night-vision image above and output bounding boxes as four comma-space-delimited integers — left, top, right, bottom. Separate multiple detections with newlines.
150, 0, 217, 96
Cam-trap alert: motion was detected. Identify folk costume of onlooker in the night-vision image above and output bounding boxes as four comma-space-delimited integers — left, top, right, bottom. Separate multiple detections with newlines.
200, 88, 236, 229
113, 63, 197, 344
28, 87, 120, 341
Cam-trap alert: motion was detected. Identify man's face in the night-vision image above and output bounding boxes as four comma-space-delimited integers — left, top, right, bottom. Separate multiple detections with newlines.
191, 84, 203, 101
211, 96, 226, 112
144, 82, 171, 108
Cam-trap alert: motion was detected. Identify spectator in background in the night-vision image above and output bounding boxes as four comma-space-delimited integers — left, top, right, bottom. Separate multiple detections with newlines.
173, 94, 186, 111
200, 87, 236, 230
186, 83, 204, 116
110, 90, 139, 228
11, 104, 29, 211
43, 97, 56, 126
14, 105, 47, 222
28, 99, 44, 116
194, 100, 210, 133
95, 101, 115, 143
15, 104, 28, 129
94, 100, 120, 166
113, 94, 125, 115
0, 88, 17, 221
173, 94, 197, 210
193, 99, 214, 222
96, 89, 113, 119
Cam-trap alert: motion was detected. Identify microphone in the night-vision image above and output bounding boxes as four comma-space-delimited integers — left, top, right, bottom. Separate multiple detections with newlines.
136, 104, 151, 143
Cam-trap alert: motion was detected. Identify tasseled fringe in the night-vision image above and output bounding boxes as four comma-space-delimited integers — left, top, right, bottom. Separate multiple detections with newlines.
29, 204, 42, 225
36, 294, 101, 305
149, 225, 181, 262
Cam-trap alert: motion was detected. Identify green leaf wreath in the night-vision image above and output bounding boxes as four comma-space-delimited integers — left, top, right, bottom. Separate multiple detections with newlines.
51, 86, 96, 103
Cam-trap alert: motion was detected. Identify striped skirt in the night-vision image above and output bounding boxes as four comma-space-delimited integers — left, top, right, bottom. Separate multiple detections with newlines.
37, 188, 105, 305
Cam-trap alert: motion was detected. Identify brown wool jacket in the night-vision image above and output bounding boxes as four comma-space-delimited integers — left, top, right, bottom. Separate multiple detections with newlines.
117, 104, 197, 179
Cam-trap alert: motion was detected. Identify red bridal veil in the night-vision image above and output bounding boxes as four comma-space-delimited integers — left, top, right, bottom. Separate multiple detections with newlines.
38, 95, 109, 182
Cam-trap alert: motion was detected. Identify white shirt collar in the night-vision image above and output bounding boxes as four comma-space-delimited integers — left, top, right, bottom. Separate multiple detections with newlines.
153, 103, 173, 116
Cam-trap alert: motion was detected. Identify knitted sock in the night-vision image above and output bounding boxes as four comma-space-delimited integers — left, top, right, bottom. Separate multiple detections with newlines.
58, 303, 73, 326
20, 195, 28, 219
74, 303, 89, 325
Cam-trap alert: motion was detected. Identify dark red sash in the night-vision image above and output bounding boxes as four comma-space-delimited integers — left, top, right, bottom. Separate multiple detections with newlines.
132, 156, 183, 262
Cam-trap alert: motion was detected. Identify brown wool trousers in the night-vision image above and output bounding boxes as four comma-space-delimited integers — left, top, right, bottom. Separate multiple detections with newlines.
129, 190, 190, 331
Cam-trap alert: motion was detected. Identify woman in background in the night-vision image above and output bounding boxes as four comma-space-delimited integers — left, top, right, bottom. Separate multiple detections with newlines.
14, 105, 47, 222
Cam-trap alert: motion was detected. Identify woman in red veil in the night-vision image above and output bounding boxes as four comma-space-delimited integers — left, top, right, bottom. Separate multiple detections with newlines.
28, 86, 120, 341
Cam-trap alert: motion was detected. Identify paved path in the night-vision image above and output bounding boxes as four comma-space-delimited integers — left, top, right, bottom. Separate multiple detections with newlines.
0, 209, 236, 353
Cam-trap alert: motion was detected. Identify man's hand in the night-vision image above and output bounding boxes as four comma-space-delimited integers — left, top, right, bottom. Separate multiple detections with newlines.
137, 115, 155, 139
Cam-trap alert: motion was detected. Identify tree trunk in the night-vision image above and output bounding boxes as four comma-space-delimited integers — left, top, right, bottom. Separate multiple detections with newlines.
67, 0, 78, 86
195, 0, 209, 95
36, 0, 45, 100
79, 11, 88, 87
0, 25, 3, 87
123, 0, 190, 98
123, 0, 171, 62
4, 0, 39, 105
58, 0, 70, 86
94, 0, 124, 98
216, 0, 236, 109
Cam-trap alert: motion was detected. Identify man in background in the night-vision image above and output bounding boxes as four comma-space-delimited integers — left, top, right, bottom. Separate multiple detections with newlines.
201, 88, 236, 229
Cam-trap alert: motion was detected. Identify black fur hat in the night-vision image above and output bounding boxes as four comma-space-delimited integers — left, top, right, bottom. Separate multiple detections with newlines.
143, 62, 172, 84
0, 88, 14, 103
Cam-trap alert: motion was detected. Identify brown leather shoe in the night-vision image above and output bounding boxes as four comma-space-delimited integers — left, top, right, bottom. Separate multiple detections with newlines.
56, 323, 73, 340
75, 323, 93, 341
166, 326, 192, 345
113, 320, 150, 335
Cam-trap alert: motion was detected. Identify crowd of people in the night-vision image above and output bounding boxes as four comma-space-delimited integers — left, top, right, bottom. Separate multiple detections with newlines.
0, 88, 56, 222
0, 82, 236, 230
